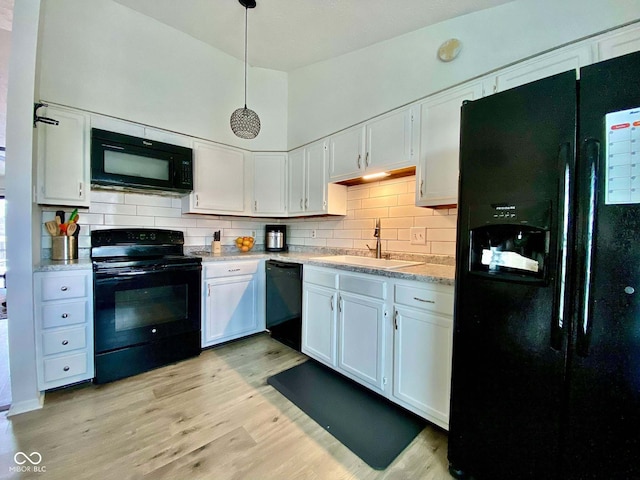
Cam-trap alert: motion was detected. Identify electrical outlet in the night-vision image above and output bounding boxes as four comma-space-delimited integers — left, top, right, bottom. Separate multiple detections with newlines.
311, 229, 317, 239
410, 226, 427, 245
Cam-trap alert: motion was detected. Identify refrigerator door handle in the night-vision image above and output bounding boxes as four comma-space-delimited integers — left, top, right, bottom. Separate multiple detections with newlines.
551, 142, 572, 351
577, 138, 600, 357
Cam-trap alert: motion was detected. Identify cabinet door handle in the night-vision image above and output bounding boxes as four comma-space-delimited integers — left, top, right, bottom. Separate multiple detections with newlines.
195, 193, 199, 207
78, 182, 83, 198
62, 340, 69, 346
357, 154, 361, 169
394, 310, 399, 330
254, 200, 258, 211
339, 297, 343, 313
300, 199, 303, 209
60, 286, 68, 292
305, 198, 308, 209
330, 295, 334, 311
365, 151, 370, 166
413, 296, 435, 304
420, 180, 424, 198
63, 366, 70, 372
207, 284, 211, 297
61, 313, 68, 318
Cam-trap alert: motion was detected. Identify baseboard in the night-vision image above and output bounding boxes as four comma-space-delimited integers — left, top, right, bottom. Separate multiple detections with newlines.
7, 393, 44, 416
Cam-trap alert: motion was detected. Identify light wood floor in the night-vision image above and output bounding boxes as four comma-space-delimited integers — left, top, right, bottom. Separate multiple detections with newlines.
0, 334, 450, 479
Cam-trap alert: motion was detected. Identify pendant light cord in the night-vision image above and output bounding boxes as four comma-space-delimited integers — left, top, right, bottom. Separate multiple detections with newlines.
244, 5, 248, 109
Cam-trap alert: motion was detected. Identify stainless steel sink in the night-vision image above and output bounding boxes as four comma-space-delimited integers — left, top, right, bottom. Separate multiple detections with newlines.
311, 255, 423, 270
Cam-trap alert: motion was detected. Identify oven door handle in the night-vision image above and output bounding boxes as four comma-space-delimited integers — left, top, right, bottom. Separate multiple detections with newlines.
94, 264, 202, 277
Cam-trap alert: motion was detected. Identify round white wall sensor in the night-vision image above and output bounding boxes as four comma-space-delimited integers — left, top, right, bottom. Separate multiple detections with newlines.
437, 38, 462, 62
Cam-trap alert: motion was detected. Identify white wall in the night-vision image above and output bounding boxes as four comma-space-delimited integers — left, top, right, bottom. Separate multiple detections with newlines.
288, 0, 640, 147
6, 0, 42, 415
37, 0, 288, 151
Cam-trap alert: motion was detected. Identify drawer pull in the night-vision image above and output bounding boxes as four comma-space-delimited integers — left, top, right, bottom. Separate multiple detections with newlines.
61, 313, 69, 319
228, 268, 241, 273
60, 286, 68, 292
62, 340, 69, 346
63, 366, 70, 372
413, 296, 435, 304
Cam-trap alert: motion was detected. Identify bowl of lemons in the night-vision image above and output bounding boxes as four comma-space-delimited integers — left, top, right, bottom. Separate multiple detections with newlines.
235, 236, 255, 252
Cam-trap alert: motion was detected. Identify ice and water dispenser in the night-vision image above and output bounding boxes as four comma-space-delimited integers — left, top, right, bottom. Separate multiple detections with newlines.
467, 201, 551, 283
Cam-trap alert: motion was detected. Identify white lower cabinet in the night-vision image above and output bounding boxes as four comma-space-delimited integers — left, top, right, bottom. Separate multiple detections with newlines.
202, 260, 265, 347
392, 281, 454, 429
338, 291, 386, 393
302, 265, 454, 429
302, 284, 337, 366
34, 269, 94, 390
302, 267, 338, 366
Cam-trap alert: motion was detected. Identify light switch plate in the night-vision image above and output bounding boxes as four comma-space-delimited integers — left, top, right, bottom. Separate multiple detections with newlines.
410, 226, 427, 245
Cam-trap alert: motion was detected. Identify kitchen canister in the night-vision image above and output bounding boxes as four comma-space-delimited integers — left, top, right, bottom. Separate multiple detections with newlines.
52, 236, 78, 260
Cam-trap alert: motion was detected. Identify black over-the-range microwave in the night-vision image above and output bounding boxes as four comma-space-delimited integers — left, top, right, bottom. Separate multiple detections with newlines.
91, 128, 194, 195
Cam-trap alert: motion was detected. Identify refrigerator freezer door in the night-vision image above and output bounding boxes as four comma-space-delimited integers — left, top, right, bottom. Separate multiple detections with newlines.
448, 71, 577, 480
565, 51, 640, 480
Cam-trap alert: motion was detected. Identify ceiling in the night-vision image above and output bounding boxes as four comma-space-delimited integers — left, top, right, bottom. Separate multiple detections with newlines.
113, 0, 514, 72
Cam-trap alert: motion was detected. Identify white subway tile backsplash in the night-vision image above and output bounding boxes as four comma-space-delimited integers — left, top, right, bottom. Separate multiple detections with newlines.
354, 207, 389, 219
136, 205, 182, 218
361, 196, 398, 208
305, 238, 327, 247
104, 214, 155, 226
326, 238, 354, 248
89, 203, 137, 215
42, 176, 456, 259
90, 190, 125, 204
370, 182, 407, 198
124, 193, 173, 207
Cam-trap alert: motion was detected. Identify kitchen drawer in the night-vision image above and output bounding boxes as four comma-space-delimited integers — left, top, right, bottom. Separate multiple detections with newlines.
394, 283, 454, 316
304, 267, 338, 289
40, 274, 87, 301
43, 352, 88, 383
205, 260, 259, 279
41, 300, 88, 329
42, 326, 87, 356
339, 273, 386, 299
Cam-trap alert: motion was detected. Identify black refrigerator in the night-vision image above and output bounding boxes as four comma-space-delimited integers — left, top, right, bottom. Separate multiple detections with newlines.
448, 51, 640, 480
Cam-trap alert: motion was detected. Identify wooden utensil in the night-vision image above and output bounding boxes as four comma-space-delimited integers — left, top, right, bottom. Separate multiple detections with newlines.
66, 222, 77, 236
45, 220, 59, 236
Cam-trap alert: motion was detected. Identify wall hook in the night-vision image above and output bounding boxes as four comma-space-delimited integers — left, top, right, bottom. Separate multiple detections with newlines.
34, 102, 60, 128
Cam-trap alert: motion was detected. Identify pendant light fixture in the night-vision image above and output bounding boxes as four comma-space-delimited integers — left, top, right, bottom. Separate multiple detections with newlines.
230, 0, 261, 139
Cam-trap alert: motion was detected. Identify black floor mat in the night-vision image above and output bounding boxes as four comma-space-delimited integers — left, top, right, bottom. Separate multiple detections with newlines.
267, 360, 426, 470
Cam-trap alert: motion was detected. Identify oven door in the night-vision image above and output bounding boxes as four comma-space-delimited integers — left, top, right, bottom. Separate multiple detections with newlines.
94, 263, 201, 354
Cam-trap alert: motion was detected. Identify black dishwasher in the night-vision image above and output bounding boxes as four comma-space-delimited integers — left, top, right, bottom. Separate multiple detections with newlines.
266, 260, 302, 351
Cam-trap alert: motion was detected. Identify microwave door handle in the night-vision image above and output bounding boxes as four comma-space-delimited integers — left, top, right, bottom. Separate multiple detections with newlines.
101, 144, 125, 150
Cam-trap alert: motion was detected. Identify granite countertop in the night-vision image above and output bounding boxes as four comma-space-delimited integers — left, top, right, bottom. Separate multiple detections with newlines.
35, 250, 456, 285
190, 250, 455, 285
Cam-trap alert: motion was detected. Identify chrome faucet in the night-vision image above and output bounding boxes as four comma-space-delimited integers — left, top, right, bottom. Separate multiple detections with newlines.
367, 218, 382, 259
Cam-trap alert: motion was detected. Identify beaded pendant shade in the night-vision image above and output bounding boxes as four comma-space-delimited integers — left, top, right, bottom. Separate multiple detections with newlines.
230, 0, 261, 139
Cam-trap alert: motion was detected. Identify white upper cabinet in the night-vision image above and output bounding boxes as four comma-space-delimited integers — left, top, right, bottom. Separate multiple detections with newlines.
485, 43, 592, 95
37, 105, 91, 207
416, 81, 483, 207
329, 106, 417, 182
305, 140, 328, 213
329, 126, 364, 180
288, 140, 347, 217
595, 23, 640, 61
287, 147, 306, 215
182, 140, 246, 214
365, 107, 417, 175
253, 153, 287, 216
